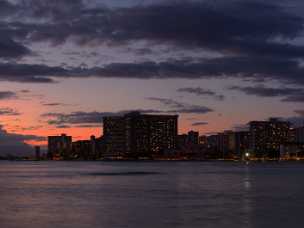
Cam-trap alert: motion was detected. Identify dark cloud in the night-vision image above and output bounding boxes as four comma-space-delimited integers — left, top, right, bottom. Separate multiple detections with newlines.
167, 106, 213, 114
229, 85, 301, 97
20, 89, 31, 93
41, 110, 153, 128
21, 125, 43, 131
283, 116, 304, 127
1, 56, 303, 85
111, 2, 303, 58
42, 102, 66, 106
54, 124, 102, 129
192, 121, 208, 126
0, 0, 302, 87
0, 107, 20, 116
281, 94, 304, 103
75, 124, 102, 128
295, 110, 304, 116
0, 91, 17, 100
147, 97, 213, 114
85, 57, 304, 85
0, 62, 70, 83
9, 1, 303, 58
0, 36, 31, 58
41, 111, 114, 125
20, 0, 84, 21
2, 1, 304, 52
0, 125, 45, 156
0, 1, 31, 58
177, 87, 224, 100
42, 104, 212, 127
41, 109, 166, 126
0, 0, 16, 16
230, 85, 304, 102
147, 97, 187, 109
56, 125, 71, 129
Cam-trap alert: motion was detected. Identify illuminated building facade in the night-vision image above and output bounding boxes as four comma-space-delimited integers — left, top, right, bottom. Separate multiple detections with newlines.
103, 112, 178, 158
249, 118, 290, 158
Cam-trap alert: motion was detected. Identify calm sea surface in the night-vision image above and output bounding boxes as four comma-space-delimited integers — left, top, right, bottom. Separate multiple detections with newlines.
0, 161, 303, 228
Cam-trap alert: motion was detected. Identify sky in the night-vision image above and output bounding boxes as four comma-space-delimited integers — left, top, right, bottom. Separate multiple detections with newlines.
0, 0, 304, 155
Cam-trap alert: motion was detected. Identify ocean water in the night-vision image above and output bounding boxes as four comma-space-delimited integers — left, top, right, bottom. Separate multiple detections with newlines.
0, 161, 303, 228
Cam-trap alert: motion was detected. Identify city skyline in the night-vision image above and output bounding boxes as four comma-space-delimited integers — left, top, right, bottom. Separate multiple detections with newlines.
42, 113, 304, 161
1, 0, 304, 155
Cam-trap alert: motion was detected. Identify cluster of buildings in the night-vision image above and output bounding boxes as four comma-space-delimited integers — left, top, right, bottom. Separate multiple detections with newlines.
46, 112, 304, 161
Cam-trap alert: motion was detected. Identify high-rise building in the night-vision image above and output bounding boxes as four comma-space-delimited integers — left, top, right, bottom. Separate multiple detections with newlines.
289, 128, 296, 143
48, 134, 72, 160
103, 116, 127, 158
234, 131, 250, 158
199, 135, 207, 145
72, 140, 91, 160
217, 131, 230, 158
249, 118, 290, 158
35, 146, 41, 160
177, 134, 188, 149
207, 135, 219, 149
103, 112, 178, 158
187, 131, 199, 145
295, 127, 304, 143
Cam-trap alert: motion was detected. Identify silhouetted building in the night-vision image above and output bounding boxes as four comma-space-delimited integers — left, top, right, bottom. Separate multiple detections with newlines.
35, 146, 41, 160
234, 131, 250, 158
178, 131, 200, 148
205, 135, 221, 158
280, 142, 304, 159
48, 134, 72, 160
187, 131, 199, 145
71, 135, 102, 160
295, 127, 304, 143
217, 131, 230, 158
89, 135, 97, 159
205, 131, 250, 159
199, 135, 207, 145
96, 136, 106, 159
207, 135, 218, 148
177, 134, 188, 149
103, 116, 127, 158
249, 118, 290, 158
288, 128, 296, 143
226, 131, 236, 153
72, 140, 91, 160
103, 112, 178, 158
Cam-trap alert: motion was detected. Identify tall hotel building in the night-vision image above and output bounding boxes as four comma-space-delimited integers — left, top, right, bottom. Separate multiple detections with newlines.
48, 134, 72, 159
103, 116, 127, 158
249, 118, 290, 158
103, 112, 178, 158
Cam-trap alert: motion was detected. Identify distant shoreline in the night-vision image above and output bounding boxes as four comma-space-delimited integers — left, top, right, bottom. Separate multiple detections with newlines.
1, 159, 304, 163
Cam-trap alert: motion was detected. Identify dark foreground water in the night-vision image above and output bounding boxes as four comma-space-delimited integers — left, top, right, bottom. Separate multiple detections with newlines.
0, 161, 303, 228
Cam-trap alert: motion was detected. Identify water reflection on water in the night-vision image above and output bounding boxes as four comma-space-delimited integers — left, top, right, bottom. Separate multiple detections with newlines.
0, 161, 303, 228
